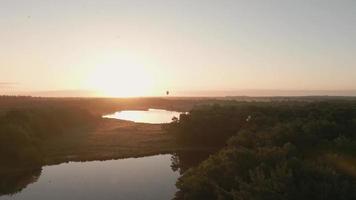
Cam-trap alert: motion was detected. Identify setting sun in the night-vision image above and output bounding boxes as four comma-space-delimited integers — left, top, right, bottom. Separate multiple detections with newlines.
86, 55, 155, 97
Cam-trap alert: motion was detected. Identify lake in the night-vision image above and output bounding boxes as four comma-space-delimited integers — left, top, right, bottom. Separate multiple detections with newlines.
0, 155, 179, 200
102, 109, 184, 124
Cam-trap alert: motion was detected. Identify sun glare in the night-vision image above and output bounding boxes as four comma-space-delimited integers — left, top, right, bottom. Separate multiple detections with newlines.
86, 55, 155, 97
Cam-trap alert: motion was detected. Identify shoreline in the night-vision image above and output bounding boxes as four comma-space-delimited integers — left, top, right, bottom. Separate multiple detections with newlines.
41, 118, 214, 166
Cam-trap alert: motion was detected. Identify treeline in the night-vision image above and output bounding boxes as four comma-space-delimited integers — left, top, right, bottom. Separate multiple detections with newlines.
0, 96, 208, 115
0, 169, 41, 195
167, 101, 356, 200
0, 107, 98, 170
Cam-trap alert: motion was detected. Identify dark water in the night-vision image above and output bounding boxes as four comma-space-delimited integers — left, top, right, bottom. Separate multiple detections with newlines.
0, 155, 179, 200
102, 109, 184, 124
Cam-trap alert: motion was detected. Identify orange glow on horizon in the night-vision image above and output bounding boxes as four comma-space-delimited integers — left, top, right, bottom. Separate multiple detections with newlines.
85, 55, 156, 97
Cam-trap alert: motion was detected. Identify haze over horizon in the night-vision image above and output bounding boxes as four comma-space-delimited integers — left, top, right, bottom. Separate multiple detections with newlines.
1, 0, 355, 97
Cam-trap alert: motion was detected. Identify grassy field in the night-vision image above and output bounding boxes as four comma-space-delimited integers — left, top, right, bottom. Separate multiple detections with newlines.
42, 118, 214, 165
42, 119, 181, 164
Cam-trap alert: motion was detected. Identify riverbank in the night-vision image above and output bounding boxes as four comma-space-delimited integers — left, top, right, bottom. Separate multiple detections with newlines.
42, 118, 211, 165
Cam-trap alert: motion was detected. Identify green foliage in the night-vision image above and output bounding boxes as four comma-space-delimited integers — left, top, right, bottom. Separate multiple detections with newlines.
0, 169, 41, 195
0, 107, 97, 170
0, 124, 42, 168
167, 104, 250, 146
169, 101, 356, 200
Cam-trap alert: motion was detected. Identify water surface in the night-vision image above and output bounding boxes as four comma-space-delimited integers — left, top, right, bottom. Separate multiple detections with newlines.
0, 155, 179, 200
103, 109, 183, 124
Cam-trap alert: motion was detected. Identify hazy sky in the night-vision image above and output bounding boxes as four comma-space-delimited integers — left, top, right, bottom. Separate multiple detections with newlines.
1, 0, 355, 96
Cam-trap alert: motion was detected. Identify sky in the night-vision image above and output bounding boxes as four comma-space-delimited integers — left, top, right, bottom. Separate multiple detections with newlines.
0, 0, 355, 97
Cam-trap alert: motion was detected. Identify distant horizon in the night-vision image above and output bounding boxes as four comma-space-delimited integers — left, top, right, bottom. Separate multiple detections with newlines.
2, 89, 356, 98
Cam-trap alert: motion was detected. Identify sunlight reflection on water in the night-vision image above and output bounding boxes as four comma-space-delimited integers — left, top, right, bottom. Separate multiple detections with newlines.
103, 109, 184, 124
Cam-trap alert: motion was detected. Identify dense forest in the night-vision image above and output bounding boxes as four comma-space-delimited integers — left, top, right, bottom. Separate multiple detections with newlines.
0, 107, 98, 171
167, 101, 356, 200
